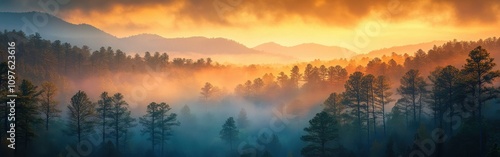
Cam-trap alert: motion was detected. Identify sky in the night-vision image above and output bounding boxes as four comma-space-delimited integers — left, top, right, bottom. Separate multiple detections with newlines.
1, 0, 500, 53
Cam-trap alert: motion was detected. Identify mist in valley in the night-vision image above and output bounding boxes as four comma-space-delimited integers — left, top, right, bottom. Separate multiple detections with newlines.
0, 31, 500, 157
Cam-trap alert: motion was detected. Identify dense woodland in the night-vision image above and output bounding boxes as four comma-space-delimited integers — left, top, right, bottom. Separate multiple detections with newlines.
0, 30, 500, 157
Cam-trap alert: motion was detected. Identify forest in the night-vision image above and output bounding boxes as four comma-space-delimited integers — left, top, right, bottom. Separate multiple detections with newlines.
0, 30, 500, 157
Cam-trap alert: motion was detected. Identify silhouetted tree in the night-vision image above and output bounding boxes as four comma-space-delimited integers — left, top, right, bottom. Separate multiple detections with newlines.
39, 81, 61, 131
398, 69, 426, 125
327, 65, 348, 90
220, 117, 238, 155
303, 64, 321, 88
323, 93, 344, 123
319, 65, 328, 81
157, 102, 179, 156
463, 46, 500, 155
374, 75, 393, 136
301, 111, 339, 157
66, 90, 96, 143
180, 105, 196, 125
362, 74, 375, 140
17, 80, 42, 150
108, 93, 136, 152
96, 92, 112, 143
463, 46, 500, 118
344, 72, 366, 139
139, 102, 178, 156
200, 82, 214, 101
140, 102, 160, 153
290, 65, 302, 89
237, 108, 250, 129
429, 65, 462, 133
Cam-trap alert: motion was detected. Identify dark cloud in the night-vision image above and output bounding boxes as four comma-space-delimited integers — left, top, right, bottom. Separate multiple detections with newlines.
2, 0, 499, 26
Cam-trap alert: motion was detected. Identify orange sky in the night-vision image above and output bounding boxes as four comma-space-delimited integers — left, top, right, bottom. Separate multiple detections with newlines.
3, 0, 500, 53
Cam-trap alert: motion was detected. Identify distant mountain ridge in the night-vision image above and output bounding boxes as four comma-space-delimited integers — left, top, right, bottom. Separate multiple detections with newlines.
352, 41, 447, 59
0, 12, 255, 54
0, 11, 117, 48
253, 42, 356, 61
0, 11, 451, 64
0, 12, 273, 63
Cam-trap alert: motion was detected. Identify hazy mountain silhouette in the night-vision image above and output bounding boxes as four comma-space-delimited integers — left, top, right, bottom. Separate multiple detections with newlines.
0, 12, 258, 54
254, 42, 356, 61
352, 41, 446, 59
0, 12, 301, 64
3, 11, 448, 64
120, 34, 257, 54
0, 11, 117, 49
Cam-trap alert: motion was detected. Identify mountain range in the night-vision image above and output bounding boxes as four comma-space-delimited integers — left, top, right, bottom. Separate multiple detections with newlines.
0, 11, 445, 64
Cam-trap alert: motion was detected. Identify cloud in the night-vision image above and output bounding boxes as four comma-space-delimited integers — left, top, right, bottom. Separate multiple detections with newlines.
2, 0, 499, 27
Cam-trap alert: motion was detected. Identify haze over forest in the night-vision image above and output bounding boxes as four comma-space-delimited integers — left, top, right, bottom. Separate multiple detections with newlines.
1, 0, 500, 157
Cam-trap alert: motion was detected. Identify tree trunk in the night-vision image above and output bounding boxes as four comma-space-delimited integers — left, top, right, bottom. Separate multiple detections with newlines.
477, 69, 483, 157
321, 141, 325, 157
413, 90, 417, 126
152, 112, 155, 153
372, 90, 376, 136
103, 109, 106, 144
116, 116, 119, 152
418, 94, 422, 122
161, 115, 164, 156
367, 97, 370, 144
25, 118, 28, 149
382, 92, 386, 136
46, 96, 50, 131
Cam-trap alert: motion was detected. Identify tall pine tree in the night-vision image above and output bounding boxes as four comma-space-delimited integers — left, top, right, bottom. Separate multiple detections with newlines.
96, 92, 112, 143
301, 111, 339, 157
374, 75, 393, 136
17, 80, 42, 150
220, 117, 239, 155
66, 90, 96, 143
108, 93, 136, 152
462, 46, 500, 156
39, 81, 61, 131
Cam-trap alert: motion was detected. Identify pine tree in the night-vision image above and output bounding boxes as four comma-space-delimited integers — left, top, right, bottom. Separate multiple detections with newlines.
327, 65, 348, 90
319, 65, 328, 81
323, 92, 344, 123
157, 102, 179, 156
96, 92, 112, 143
428, 68, 445, 128
180, 105, 196, 125
398, 69, 426, 126
108, 93, 136, 152
374, 75, 393, 136
200, 82, 214, 101
140, 102, 161, 153
237, 108, 250, 129
66, 90, 96, 143
303, 64, 321, 88
429, 65, 462, 133
139, 102, 178, 156
220, 117, 239, 155
344, 72, 365, 139
290, 65, 302, 89
39, 81, 61, 131
300, 111, 339, 157
462, 46, 500, 156
17, 80, 42, 150
463, 46, 500, 119
362, 74, 375, 140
